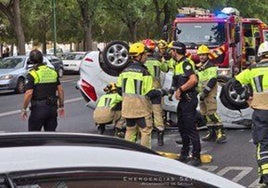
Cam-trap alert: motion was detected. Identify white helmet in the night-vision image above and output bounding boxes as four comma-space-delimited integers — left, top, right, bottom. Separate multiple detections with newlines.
257, 41, 268, 57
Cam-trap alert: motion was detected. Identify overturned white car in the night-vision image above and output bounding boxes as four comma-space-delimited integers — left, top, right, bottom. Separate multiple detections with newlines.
77, 41, 253, 129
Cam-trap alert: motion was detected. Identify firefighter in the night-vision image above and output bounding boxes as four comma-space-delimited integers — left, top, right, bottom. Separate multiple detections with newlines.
21, 49, 64, 131
157, 39, 172, 62
117, 42, 163, 148
232, 41, 268, 186
169, 41, 201, 166
143, 39, 169, 146
93, 83, 125, 138
196, 45, 227, 144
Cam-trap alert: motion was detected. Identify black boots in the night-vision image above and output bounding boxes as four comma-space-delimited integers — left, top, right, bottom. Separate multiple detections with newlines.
202, 126, 216, 142
202, 126, 227, 143
215, 126, 227, 144
97, 124, 105, 135
114, 127, 125, 138
157, 129, 164, 146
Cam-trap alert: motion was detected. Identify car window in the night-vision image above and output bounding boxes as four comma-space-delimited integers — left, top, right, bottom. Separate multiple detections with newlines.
0, 58, 24, 69
11, 168, 217, 188
64, 53, 84, 60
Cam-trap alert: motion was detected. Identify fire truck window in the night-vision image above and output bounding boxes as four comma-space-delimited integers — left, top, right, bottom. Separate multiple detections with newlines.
175, 22, 225, 46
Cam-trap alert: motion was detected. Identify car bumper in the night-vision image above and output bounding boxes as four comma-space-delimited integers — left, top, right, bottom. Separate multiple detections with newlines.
0, 80, 15, 90
63, 64, 80, 72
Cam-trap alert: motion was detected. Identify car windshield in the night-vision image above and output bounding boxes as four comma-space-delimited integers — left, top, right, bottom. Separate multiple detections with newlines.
63, 53, 84, 60
0, 57, 24, 69
175, 22, 226, 47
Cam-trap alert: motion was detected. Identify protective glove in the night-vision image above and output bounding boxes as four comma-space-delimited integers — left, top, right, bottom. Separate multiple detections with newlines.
199, 92, 207, 101
159, 89, 169, 96
168, 88, 175, 101
146, 89, 161, 99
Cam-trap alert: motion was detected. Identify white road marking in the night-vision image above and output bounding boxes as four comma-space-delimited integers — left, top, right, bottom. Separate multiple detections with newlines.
248, 178, 261, 188
217, 166, 253, 182
0, 97, 83, 118
200, 165, 218, 172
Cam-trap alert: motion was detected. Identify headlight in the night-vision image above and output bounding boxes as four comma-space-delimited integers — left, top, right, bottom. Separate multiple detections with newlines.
217, 68, 231, 77
0, 74, 14, 80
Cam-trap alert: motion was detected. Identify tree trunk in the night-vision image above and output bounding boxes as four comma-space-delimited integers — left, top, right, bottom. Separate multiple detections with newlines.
78, 0, 93, 51
0, 0, 26, 55
84, 21, 93, 51
128, 22, 137, 42
12, 0, 25, 55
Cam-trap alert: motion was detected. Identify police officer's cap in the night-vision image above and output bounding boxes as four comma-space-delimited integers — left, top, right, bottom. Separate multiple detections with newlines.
29, 49, 43, 64
170, 41, 186, 55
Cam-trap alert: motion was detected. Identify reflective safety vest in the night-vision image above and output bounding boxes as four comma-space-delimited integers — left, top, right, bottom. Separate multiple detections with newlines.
117, 61, 153, 118
145, 57, 168, 89
29, 65, 58, 84
145, 57, 168, 79
196, 61, 217, 93
96, 93, 122, 108
235, 61, 268, 109
173, 57, 195, 76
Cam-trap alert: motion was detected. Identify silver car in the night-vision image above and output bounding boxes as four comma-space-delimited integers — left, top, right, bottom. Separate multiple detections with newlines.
0, 56, 54, 93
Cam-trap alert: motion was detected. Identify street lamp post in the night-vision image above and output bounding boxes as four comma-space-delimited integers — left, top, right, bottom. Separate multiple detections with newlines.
52, 0, 57, 56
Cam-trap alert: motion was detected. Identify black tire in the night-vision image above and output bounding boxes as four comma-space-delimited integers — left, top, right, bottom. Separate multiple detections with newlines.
217, 75, 230, 85
102, 41, 130, 70
219, 87, 242, 111
220, 80, 250, 109
15, 78, 25, 94
99, 51, 122, 77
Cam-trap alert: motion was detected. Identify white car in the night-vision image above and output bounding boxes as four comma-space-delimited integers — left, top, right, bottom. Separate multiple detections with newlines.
62, 52, 86, 73
0, 132, 244, 188
77, 41, 253, 129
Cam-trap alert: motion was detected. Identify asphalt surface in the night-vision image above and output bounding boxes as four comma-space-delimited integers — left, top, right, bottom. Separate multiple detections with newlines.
0, 75, 261, 187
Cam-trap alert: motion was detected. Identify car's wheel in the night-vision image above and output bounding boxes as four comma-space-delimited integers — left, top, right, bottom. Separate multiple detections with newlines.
220, 80, 251, 109
15, 78, 25, 94
58, 68, 64, 78
102, 40, 130, 70
99, 51, 121, 77
219, 87, 242, 111
217, 75, 230, 85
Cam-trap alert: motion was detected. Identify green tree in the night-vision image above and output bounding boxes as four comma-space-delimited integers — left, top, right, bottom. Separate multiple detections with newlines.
103, 0, 150, 42
0, 0, 26, 55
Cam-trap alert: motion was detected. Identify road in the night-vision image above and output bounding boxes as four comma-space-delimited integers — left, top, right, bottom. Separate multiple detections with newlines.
0, 75, 260, 187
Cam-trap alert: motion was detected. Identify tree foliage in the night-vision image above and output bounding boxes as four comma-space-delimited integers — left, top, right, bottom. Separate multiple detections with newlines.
0, 0, 267, 52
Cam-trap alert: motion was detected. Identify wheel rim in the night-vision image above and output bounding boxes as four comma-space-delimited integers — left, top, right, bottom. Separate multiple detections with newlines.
105, 44, 128, 67
17, 80, 25, 93
228, 85, 245, 103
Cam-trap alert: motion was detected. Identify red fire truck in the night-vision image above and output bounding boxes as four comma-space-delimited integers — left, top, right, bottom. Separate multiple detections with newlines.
170, 7, 268, 78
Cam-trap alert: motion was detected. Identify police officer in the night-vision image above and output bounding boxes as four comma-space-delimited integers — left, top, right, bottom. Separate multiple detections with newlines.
233, 41, 268, 186
143, 39, 169, 146
117, 42, 161, 149
196, 45, 227, 143
21, 49, 64, 131
93, 83, 125, 137
169, 41, 201, 166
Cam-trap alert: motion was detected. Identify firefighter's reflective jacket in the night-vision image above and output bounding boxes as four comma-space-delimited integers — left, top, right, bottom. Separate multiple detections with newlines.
196, 60, 218, 94
117, 61, 154, 118
145, 56, 168, 88
235, 61, 268, 109
93, 93, 122, 124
